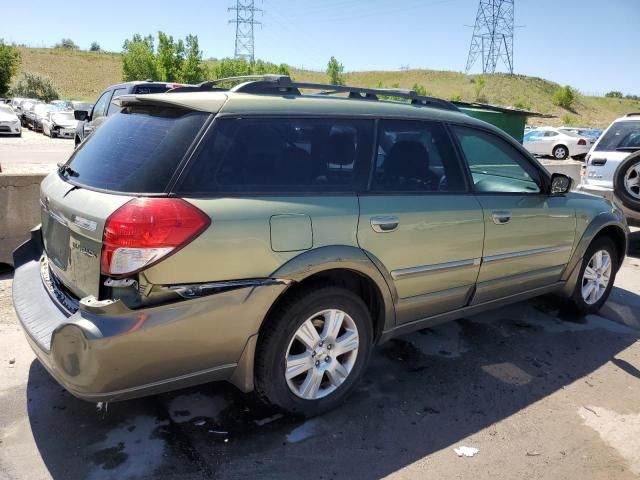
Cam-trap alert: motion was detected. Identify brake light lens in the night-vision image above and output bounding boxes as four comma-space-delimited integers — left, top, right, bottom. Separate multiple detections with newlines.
578, 138, 587, 146
101, 198, 210, 276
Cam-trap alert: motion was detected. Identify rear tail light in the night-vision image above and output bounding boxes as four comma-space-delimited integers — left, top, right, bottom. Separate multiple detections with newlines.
578, 138, 587, 146
101, 198, 210, 276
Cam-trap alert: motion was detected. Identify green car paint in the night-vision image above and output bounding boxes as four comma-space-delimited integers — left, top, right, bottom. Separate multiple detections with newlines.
12, 87, 629, 404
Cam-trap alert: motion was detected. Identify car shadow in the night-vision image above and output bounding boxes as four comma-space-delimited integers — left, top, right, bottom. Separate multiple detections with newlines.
24, 292, 640, 480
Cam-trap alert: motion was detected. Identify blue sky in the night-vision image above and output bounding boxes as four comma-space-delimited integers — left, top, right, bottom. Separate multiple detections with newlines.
3, 0, 639, 95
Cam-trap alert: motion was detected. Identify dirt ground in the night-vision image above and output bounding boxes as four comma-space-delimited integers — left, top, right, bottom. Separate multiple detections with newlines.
0, 233, 639, 480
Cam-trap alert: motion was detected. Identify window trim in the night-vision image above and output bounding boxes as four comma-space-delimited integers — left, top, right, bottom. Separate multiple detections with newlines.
91, 89, 114, 120
447, 122, 551, 196
172, 114, 375, 197
364, 118, 472, 196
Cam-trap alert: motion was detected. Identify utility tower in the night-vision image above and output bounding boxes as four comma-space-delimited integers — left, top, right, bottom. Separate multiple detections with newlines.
229, 0, 261, 63
465, 0, 514, 74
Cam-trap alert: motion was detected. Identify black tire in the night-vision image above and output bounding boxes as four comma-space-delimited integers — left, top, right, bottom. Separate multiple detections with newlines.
613, 150, 640, 211
51, 130, 57, 139
255, 286, 373, 417
552, 144, 569, 160
570, 236, 618, 315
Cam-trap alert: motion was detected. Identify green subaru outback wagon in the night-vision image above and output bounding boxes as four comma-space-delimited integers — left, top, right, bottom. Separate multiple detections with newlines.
13, 75, 629, 416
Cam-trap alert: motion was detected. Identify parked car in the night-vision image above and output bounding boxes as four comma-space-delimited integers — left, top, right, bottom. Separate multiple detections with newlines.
578, 113, 640, 226
31, 103, 56, 132
19, 100, 38, 127
523, 127, 590, 159
13, 76, 628, 416
74, 81, 184, 147
0, 104, 22, 136
50, 100, 74, 111
71, 101, 92, 113
42, 110, 78, 138
558, 127, 603, 143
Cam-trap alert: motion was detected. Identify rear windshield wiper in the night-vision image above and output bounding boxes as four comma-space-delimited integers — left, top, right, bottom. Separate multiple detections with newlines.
57, 163, 79, 177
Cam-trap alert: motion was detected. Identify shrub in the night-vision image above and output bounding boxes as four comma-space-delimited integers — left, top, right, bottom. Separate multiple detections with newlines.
605, 91, 623, 98
474, 76, 486, 101
0, 40, 21, 97
513, 100, 531, 110
449, 93, 463, 102
55, 38, 79, 50
11, 72, 59, 102
90, 42, 101, 52
552, 85, 577, 110
561, 114, 574, 125
412, 83, 432, 97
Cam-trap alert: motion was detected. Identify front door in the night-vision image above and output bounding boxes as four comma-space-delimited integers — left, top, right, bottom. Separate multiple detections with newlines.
451, 126, 576, 304
357, 120, 485, 323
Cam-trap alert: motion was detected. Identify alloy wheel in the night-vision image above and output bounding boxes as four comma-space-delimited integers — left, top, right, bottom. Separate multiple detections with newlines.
623, 161, 640, 200
581, 250, 612, 305
285, 309, 359, 400
554, 146, 567, 159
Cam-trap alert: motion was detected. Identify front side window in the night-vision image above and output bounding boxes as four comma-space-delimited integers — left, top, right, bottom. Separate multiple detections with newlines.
179, 117, 374, 194
372, 120, 466, 192
453, 126, 541, 194
92, 90, 113, 120
107, 88, 127, 115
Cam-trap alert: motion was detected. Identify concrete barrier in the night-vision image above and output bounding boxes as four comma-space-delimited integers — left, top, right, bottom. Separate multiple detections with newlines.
0, 173, 46, 266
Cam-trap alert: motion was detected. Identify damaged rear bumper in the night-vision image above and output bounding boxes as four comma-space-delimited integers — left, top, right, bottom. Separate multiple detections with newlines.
12, 230, 289, 402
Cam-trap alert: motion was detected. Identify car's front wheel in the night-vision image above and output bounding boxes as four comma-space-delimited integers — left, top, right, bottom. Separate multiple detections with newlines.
570, 236, 618, 314
255, 286, 373, 417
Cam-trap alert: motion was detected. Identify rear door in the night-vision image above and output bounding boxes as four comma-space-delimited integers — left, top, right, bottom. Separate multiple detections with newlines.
357, 119, 484, 323
451, 125, 576, 304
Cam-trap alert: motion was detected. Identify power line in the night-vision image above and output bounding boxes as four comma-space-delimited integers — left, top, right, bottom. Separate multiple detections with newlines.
465, 0, 515, 74
229, 0, 262, 63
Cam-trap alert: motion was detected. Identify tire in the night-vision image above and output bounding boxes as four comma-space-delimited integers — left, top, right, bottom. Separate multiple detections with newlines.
255, 286, 373, 417
613, 150, 640, 211
51, 130, 57, 139
553, 145, 569, 160
570, 236, 618, 315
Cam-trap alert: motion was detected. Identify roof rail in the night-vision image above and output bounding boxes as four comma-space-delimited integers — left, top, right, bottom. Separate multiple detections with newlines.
167, 74, 459, 112
624, 112, 640, 117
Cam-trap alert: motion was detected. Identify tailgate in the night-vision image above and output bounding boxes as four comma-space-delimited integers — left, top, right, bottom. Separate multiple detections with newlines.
40, 173, 132, 299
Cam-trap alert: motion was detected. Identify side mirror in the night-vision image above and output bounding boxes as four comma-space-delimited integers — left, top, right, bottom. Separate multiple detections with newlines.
74, 110, 89, 121
550, 173, 572, 195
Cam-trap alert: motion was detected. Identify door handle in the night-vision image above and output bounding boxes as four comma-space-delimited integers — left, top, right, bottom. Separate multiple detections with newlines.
491, 210, 512, 225
370, 215, 399, 233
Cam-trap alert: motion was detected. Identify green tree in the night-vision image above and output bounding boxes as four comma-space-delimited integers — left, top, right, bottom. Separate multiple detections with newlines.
326, 56, 345, 85
180, 35, 207, 83
157, 32, 184, 82
605, 91, 623, 99
552, 85, 577, 110
122, 34, 159, 81
11, 72, 59, 101
0, 40, 21, 97
55, 38, 79, 50
90, 42, 101, 52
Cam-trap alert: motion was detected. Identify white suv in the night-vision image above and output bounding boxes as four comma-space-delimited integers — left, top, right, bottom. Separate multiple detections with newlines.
579, 113, 640, 226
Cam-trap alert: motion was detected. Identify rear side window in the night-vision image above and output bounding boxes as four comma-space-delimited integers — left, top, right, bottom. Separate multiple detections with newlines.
372, 120, 466, 192
134, 84, 171, 94
179, 117, 374, 194
63, 107, 208, 193
595, 121, 640, 151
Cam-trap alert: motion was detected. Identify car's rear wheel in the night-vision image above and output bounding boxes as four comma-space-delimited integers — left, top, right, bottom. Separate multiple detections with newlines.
255, 286, 373, 417
553, 145, 569, 160
570, 236, 618, 314
613, 150, 640, 211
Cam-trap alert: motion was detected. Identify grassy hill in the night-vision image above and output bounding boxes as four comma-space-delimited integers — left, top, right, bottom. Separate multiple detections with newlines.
16, 47, 640, 128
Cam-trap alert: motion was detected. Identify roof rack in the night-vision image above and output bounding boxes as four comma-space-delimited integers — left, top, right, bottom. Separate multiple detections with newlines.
167, 74, 459, 112
624, 112, 640, 117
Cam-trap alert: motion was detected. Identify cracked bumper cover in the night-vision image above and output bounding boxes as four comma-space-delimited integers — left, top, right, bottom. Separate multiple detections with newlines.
12, 230, 288, 402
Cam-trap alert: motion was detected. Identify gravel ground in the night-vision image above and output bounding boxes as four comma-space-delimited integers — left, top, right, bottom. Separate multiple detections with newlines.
0, 129, 73, 174
0, 233, 639, 480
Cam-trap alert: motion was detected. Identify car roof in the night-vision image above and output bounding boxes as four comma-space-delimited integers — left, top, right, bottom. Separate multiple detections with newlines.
122, 91, 485, 126
612, 113, 640, 123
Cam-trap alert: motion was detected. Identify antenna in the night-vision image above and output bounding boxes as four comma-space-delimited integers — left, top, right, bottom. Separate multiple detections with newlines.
229, 0, 262, 63
465, 0, 515, 74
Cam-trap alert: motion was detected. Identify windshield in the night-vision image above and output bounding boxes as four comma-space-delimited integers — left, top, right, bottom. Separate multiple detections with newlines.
63, 107, 208, 193
0, 105, 14, 115
595, 121, 640, 151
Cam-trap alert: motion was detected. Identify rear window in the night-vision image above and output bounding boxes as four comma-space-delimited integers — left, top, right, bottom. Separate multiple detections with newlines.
595, 121, 640, 151
178, 117, 374, 194
62, 107, 208, 193
134, 85, 171, 94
